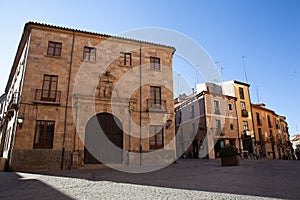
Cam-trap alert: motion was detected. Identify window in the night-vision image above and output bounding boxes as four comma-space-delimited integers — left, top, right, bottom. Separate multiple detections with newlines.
240, 101, 246, 110
150, 57, 160, 70
267, 115, 272, 128
214, 100, 220, 114
83, 46, 96, 62
243, 121, 248, 131
149, 125, 163, 150
42, 75, 58, 102
150, 86, 161, 105
47, 41, 62, 56
228, 103, 232, 111
34, 120, 55, 149
178, 111, 182, 124
230, 124, 234, 130
120, 52, 132, 66
192, 123, 195, 132
256, 112, 261, 125
258, 128, 262, 140
241, 101, 248, 117
239, 87, 245, 99
269, 130, 273, 138
216, 119, 221, 130
191, 105, 195, 118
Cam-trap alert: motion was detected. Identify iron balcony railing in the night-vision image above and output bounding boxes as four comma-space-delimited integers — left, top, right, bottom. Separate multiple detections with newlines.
147, 99, 166, 112
9, 92, 19, 109
241, 109, 248, 117
34, 89, 61, 103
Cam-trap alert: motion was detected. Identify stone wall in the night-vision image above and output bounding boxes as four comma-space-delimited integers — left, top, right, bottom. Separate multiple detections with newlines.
9, 149, 72, 171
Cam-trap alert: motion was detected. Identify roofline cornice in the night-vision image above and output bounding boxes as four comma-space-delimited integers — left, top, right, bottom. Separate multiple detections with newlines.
26, 22, 176, 51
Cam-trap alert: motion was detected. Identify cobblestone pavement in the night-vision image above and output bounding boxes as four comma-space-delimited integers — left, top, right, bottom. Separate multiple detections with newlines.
1, 159, 299, 199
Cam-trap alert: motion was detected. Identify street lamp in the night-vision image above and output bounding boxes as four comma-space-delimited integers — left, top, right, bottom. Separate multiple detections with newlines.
166, 119, 172, 129
17, 115, 24, 128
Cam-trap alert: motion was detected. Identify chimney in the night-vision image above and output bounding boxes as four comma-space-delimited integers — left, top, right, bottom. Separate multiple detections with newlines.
192, 88, 195, 94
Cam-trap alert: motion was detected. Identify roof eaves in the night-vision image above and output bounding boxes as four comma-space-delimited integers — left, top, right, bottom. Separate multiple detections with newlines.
26, 22, 176, 51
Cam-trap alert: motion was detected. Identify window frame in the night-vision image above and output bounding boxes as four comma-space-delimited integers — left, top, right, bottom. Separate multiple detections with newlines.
83, 46, 96, 62
258, 128, 262, 140
149, 125, 164, 150
33, 120, 55, 149
41, 75, 58, 102
150, 86, 161, 105
216, 119, 221, 130
267, 115, 272, 127
47, 41, 62, 57
191, 105, 195, 118
150, 57, 160, 70
214, 100, 220, 114
124, 52, 132, 66
243, 121, 249, 131
240, 101, 246, 110
239, 87, 245, 99
256, 112, 261, 125
228, 103, 232, 111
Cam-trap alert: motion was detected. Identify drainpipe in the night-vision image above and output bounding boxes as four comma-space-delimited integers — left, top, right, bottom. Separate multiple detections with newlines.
61, 31, 75, 170
203, 94, 208, 159
128, 101, 131, 165
235, 98, 242, 155
248, 87, 256, 155
139, 45, 142, 165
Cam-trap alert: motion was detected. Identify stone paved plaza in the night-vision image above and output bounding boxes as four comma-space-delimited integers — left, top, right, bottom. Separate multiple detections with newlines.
0, 159, 299, 199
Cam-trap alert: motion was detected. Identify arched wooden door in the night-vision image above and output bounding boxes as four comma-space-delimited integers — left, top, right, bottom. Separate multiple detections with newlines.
84, 113, 123, 164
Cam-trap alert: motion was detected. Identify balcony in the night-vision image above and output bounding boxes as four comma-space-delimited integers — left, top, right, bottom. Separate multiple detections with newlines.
147, 99, 166, 113
34, 89, 61, 104
8, 92, 19, 110
242, 130, 251, 138
241, 109, 248, 117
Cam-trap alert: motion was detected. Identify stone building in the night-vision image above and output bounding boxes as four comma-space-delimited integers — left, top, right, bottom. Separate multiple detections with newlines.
252, 103, 293, 159
175, 83, 239, 159
0, 22, 176, 171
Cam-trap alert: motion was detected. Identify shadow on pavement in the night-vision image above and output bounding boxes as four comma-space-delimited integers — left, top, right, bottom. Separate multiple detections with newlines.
0, 172, 72, 199
22, 159, 300, 199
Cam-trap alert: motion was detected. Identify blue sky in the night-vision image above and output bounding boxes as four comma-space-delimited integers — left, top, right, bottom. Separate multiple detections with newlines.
0, 0, 299, 135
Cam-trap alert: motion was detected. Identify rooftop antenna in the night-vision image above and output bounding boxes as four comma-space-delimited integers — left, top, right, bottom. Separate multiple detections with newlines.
256, 85, 260, 103
194, 68, 199, 93
215, 61, 224, 81
177, 74, 181, 96
242, 56, 248, 83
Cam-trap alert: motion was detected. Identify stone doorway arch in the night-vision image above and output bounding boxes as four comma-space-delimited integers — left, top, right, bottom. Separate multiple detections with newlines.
84, 112, 123, 164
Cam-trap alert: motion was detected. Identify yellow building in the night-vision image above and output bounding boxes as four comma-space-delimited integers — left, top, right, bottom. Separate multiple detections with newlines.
222, 80, 254, 157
